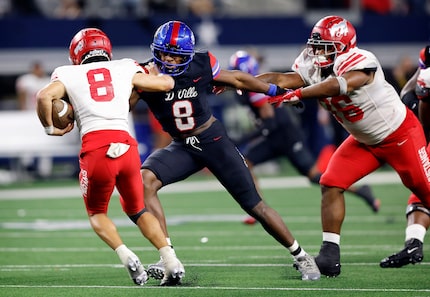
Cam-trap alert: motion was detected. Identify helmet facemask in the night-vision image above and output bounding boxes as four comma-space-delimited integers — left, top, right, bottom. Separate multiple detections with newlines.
151, 21, 195, 76
151, 44, 194, 76
307, 33, 344, 68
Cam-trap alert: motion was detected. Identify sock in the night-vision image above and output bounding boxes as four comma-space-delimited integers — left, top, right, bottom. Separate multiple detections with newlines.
165, 237, 177, 257
322, 232, 340, 245
288, 240, 307, 258
405, 224, 426, 243
159, 245, 177, 265
115, 244, 135, 266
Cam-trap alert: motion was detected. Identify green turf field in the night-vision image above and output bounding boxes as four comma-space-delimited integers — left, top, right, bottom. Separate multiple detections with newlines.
0, 171, 429, 297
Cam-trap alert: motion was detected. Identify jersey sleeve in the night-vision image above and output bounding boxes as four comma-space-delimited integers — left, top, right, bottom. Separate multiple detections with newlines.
50, 67, 62, 82
208, 51, 221, 79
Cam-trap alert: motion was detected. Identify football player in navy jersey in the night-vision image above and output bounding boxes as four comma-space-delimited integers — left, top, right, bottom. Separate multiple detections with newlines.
133, 20, 320, 281
227, 50, 380, 226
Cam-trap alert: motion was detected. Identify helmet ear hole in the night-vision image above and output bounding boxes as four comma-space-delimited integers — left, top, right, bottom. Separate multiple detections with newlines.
151, 21, 195, 76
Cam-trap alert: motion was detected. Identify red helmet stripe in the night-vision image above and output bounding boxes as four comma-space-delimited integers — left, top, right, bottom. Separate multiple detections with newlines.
169, 21, 181, 46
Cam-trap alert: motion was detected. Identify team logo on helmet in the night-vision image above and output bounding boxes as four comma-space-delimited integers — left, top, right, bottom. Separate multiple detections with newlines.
329, 20, 349, 38
73, 40, 84, 57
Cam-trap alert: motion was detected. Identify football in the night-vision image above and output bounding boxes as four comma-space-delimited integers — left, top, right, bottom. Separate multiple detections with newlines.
52, 99, 74, 129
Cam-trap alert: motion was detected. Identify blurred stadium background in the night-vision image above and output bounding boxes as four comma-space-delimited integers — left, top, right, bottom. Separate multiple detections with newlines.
0, 0, 429, 183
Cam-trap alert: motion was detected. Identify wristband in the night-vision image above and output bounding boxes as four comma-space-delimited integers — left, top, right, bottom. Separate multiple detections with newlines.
44, 125, 54, 135
295, 88, 303, 99
267, 83, 277, 96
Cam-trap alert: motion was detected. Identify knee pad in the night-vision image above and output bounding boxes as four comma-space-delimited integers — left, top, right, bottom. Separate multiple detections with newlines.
128, 208, 147, 224
405, 203, 430, 218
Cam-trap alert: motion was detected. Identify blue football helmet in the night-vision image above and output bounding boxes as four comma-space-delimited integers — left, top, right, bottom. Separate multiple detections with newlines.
228, 50, 259, 75
151, 21, 195, 76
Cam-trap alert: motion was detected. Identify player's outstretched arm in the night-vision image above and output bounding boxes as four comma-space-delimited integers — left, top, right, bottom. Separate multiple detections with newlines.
133, 64, 175, 92
215, 69, 286, 96
257, 72, 305, 90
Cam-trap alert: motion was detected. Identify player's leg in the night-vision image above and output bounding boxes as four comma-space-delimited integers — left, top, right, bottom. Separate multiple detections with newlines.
204, 123, 320, 280
380, 195, 429, 268
380, 129, 430, 267
345, 184, 381, 212
117, 145, 184, 285
140, 141, 201, 280
241, 135, 280, 224
80, 148, 147, 285
141, 141, 201, 233
317, 136, 381, 277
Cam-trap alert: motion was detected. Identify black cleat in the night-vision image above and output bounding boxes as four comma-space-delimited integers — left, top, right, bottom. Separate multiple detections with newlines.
380, 238, 423, 268
315, 241, 341, 277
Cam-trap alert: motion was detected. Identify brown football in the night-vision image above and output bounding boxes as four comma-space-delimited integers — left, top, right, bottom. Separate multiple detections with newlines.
52, 99, 74, 129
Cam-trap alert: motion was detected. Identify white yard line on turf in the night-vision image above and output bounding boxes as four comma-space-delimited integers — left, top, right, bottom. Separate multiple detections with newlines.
0, 171, 401, 201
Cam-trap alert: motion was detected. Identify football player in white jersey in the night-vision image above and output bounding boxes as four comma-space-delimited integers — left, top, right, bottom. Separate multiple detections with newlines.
36, 28, 185, 286
380, 46, 430, 268
260, 16, 430, 277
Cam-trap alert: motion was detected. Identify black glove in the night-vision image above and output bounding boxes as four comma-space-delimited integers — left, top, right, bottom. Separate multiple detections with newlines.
275, 85, 287, 96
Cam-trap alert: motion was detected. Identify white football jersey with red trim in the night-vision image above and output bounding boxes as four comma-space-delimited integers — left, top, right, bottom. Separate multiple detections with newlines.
292, 47, 406, 145
51, 58, 143, 137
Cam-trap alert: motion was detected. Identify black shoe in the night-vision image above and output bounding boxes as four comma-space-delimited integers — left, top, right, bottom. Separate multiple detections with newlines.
380, 238, 423, 268
315, 241, 341, 277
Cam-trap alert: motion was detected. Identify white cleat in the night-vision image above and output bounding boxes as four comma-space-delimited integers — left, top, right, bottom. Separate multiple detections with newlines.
126, 255, 148, 285
293, 254, 321, 281
160, 258, 185, 286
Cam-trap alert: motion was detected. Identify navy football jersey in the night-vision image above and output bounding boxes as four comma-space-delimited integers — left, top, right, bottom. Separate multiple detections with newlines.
139, 52, 218, 138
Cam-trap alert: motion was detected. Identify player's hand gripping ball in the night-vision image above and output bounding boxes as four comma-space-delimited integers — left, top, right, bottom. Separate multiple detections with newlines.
52, 99, 74, 129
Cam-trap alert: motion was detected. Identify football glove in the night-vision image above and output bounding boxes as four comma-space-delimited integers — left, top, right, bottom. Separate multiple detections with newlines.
266, 83, 287, 96
268, 88, 303, 108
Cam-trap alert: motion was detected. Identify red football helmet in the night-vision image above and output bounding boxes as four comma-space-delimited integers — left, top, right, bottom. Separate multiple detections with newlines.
69, 28, 112, 65
307, 16, 357, 68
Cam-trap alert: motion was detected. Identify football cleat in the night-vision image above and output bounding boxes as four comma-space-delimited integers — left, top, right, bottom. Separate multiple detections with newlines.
293, 254, 321, 281
380, 238, 423, 268
147, 258, 165, 280
315, 241, 341, 277
160, 257, 185, 286
126, 255, 148, 285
